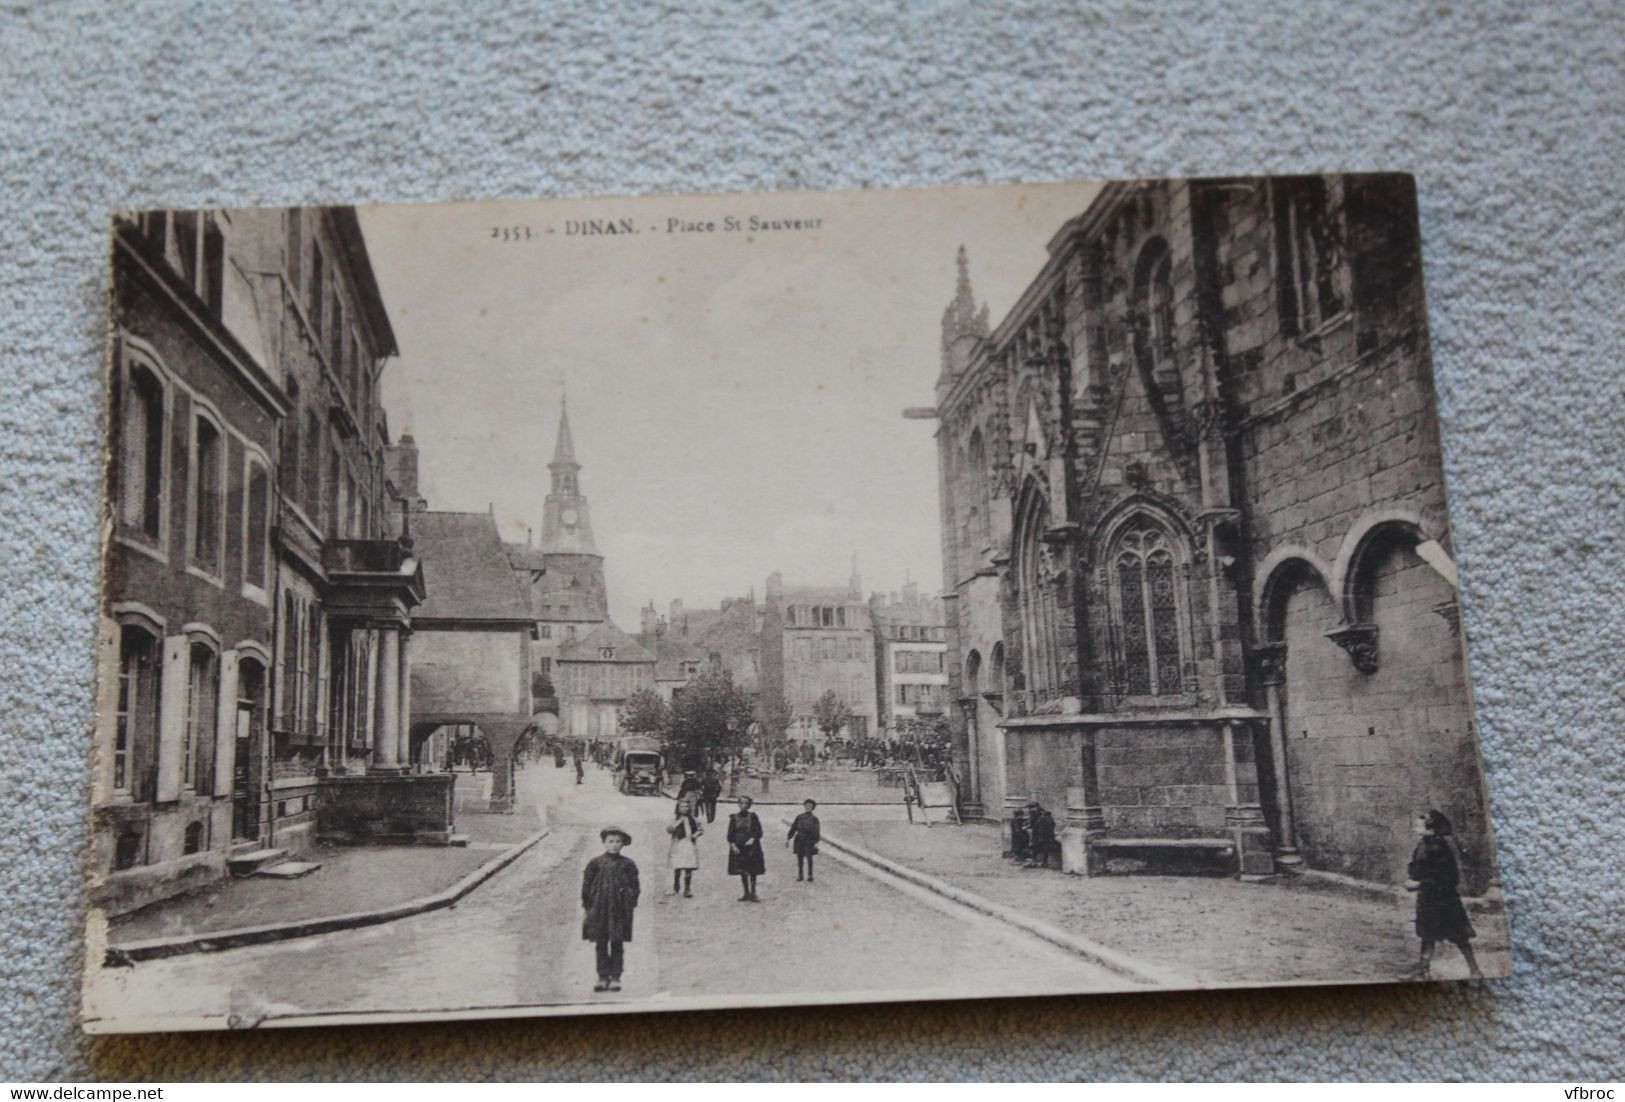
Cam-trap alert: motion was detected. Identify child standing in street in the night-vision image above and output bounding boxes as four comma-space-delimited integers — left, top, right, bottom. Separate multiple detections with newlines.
727, 795, 765, 901
787, 798, 821, 882
666, 799, 703, 898
1405, 810, 1485, 980
581, 826, 640, 992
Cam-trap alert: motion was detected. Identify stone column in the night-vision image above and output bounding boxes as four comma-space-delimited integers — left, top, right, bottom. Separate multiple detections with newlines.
397, 630, 413, 769
1000, 725, 1025, 856
1222, 719, 1276, 880
375, 626, 400, 770
957, 697, 985, 819
1254, 641, 1302, 866
1060, 724, 1108, 875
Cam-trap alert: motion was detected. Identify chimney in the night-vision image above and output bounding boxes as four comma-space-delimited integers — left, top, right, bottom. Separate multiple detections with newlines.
641, 601, 658, 638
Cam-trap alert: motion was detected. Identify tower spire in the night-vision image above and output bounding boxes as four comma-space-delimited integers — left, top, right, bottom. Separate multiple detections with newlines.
940, 245, 989, 381
551, 400, 578, 469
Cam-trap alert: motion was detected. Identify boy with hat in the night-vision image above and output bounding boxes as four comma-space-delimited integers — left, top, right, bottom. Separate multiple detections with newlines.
581, 826, 640, 992
786, 799, 822, 882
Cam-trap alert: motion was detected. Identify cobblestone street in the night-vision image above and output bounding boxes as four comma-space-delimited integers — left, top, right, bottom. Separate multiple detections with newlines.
85, 762, 1132, 1030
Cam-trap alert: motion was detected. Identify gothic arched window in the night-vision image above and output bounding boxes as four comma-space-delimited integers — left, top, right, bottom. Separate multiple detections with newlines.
1016, 487, 1062, 702
968, 428, 992, 546
1133, 238, 1176, 380
1112, 523, 1184, 697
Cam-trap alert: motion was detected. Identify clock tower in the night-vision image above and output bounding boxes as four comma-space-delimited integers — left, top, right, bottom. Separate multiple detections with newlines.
535, 401, 608, 623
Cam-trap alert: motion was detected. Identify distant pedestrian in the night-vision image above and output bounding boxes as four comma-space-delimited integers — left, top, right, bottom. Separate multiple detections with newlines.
700, 768, 722, 823
666, 800, 703, 897
581, 827, 640, 993
787, 799, 821, 882
1020, 800, 1056, 868
574, 754, 585, 785
677, 769, 703, 804
726, 762, 739, 798
1405, 810, 1485, 980
727, 795, 765, 902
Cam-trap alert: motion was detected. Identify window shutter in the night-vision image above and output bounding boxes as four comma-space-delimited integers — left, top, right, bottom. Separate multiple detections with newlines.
156, 636, 188, 802
213, 649, 239, 798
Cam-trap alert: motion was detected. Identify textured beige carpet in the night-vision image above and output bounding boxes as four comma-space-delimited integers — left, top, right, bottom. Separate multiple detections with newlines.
2, 0, 1621, 1081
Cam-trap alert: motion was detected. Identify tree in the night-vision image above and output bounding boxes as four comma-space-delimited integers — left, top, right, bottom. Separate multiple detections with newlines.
666, 668, 754, 764
812, 690, 851, 743
617, 688, 669, 737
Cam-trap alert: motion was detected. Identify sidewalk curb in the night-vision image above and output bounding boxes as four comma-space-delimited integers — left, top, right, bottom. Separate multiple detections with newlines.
801, 822, 1187, 988
107, 826, 552, 966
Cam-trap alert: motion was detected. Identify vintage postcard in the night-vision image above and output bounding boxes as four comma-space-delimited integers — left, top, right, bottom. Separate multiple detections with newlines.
83, 175, 1511, 1033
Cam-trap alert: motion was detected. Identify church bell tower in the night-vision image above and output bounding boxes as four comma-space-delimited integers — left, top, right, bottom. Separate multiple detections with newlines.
537, 400, 607, 621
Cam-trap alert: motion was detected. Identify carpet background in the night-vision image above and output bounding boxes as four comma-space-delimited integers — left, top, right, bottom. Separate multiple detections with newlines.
2, 0, 1621, 1082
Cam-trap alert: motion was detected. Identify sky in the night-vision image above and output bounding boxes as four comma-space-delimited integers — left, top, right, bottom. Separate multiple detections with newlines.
357, 180, 1101, 628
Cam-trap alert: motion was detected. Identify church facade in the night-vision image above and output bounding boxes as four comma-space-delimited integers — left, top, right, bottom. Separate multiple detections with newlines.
929, 175, 1497, 894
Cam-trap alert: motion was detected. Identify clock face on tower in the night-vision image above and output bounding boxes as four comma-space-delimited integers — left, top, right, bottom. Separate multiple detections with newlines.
561, 508, 579, 527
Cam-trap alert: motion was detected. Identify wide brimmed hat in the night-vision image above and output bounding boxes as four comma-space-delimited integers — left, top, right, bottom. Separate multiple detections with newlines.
600, 826, 632, 844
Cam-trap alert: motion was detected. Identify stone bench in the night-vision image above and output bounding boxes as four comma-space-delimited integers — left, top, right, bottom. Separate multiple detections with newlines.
1087, 836, 1237, 876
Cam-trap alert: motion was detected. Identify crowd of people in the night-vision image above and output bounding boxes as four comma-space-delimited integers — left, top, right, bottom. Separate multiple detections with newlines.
580, 793, 823, 993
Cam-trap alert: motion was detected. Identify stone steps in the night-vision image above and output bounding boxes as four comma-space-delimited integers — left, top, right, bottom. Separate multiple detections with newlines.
254, 860, 322, 879
226, 847, 287, 877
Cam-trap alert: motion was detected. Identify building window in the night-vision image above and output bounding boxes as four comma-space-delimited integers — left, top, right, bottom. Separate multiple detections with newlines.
280, 594, 299, 729
116, 359, 166, 544
537, 657, 551, 674
304, 611, 321, 739
286, 209, 302, 293
183, 821, 204, 855
329, 296, 345, 377
191, 414, 224, 575
968, 427, 992, 547
1015, 488, 1062, 700
1112, 523, 1184, 697
114, 624, 160, 797
1274, 177, 1344, 337
309, 244, 325, 337
114, 829, 143, 871
302, 409, 322, 519
349, 332, 362, 409
540, 625, 552, 639
244, 458, 269, 591
185, 640, 218, 793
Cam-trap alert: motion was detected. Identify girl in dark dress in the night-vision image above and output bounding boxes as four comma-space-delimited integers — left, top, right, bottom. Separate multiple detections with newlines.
727, 795, 766, 901
787, 799, 821, 882
1405, 810, 1485, 980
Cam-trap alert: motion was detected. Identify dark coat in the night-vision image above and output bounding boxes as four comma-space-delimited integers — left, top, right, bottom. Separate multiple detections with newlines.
788, 811, 821, 857
581, 852, 640, 943
727, 810, 766, 875
1408, 835, 1475, 942
701, 774, 723, 799
677, 777, 704, 798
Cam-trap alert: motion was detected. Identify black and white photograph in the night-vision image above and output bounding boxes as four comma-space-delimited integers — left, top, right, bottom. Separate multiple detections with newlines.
81, 174, 1513, 1034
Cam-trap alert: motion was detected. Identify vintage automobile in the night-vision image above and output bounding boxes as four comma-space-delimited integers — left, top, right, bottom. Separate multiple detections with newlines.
615, 735, 665, 796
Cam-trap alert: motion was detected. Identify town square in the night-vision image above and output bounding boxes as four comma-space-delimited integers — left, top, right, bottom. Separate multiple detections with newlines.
83, 176, 1511, 1031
